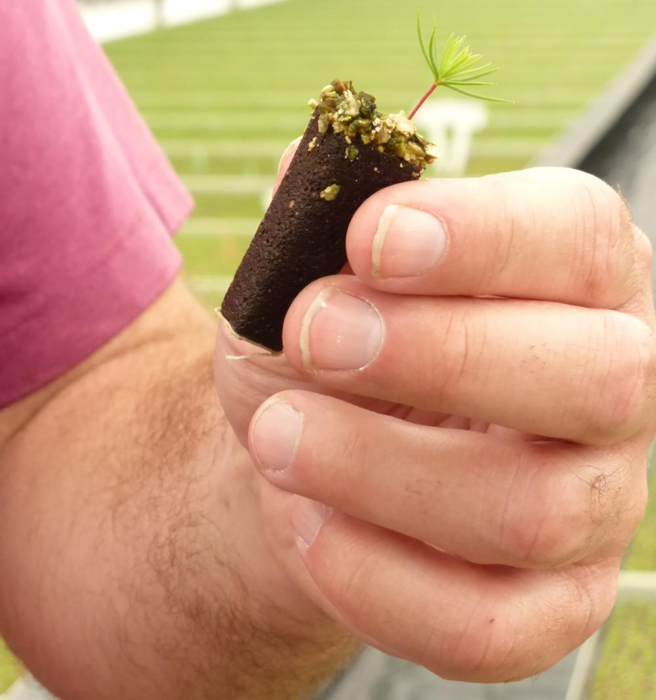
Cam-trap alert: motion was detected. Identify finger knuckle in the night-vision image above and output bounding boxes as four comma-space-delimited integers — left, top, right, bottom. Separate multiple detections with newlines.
330, 428, 370, 500
488, 451, 593, 568
437, 605, 538, 682
582, 315, 653, 443
575, 172, 627, 234
438, 562, 619, 683
608, 458, 649, 542
424, 306, 489, 406
562, 566, 618, 641
634, 225, 653, 264
502, 484, 591, 568
294, 420, 369, 503
629, 227, 655, 290
572, 174, 634, 304
333, 547, 380, 616
442, 634, 515, 681
528, 517, 587, 569
565, 453, 647, 557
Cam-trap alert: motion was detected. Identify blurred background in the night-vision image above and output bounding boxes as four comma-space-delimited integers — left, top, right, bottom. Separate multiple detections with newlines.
77, 0, 656, 311
2, 0, 656, 698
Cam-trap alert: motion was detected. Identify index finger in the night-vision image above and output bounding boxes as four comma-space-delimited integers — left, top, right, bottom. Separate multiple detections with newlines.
346, 167, 649, 310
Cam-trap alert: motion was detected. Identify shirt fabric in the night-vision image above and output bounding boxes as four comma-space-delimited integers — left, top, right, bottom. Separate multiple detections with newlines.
0, 0, 191, 409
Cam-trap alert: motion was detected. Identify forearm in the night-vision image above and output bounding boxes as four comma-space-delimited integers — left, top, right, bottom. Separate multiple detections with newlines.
0, 285, 356, 699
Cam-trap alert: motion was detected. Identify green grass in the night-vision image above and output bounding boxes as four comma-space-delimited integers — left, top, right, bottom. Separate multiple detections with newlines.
168, 155, 277, 176
102, 0, 656, 300
0, 3, 648, 690
109, 10, 656, 692
624, 468, 656, 571
590, 602, 656, 700
190, 192, 264, 219
178, 234, 251, 276
112, 6, 656, 655
0, 640, 21, 692
590, 463, 656, 698
1, 6, 654, 687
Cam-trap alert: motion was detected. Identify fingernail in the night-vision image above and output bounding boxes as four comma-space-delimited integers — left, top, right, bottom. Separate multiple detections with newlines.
290, 496, 330, 548
372, 204, 448, 278
251, 400, 303, 471
277, 136, 302, 176
300, 289, 384, 370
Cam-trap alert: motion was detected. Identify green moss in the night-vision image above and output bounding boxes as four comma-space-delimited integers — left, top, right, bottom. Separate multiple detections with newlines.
319, 184, 341, 201
311, 80, 438, 170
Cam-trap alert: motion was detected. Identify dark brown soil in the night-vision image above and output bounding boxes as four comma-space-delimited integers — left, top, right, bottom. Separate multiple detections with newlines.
221, 109, 421, 351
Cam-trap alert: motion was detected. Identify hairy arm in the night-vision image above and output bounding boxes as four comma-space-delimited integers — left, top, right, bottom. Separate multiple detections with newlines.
0, 280, 356, 700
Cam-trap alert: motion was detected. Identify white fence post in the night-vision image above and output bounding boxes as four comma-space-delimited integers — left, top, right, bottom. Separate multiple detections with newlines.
413, 100, 489, 176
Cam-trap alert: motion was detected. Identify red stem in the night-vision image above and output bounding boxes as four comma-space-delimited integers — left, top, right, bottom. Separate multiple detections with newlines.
408, 83, 438, 120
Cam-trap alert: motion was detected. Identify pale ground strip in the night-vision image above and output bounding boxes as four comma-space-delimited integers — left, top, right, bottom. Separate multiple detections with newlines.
162, 136, 549, 160
172, 132, 542, 198
188, 274, 234, 294
616, 570, 656, 597
179, 217, 260, 235
180, 174, 273, 194
162, 139, 287, 158
2, 678, 51, 700
144, 108, 579, 132
133, 88, 596, 110
564, 633, 601, 700
112, 37, 646, 51
117, 63, 625, 85
81, 0, 286, 43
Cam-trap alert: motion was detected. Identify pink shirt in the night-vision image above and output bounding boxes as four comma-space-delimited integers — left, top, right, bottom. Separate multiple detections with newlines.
0, 0, 192, 408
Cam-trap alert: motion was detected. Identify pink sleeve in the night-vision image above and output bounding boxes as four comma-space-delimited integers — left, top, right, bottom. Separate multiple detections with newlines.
0, 0, 193, 408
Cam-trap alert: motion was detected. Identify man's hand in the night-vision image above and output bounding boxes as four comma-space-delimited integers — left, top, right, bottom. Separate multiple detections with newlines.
215, 166, 656, 682
0, 281, 357, 700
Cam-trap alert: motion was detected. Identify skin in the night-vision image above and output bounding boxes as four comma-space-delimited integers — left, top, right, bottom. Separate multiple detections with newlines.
0, 279, 364, 700
0, 149, 654, 696
218, 154, 656, 681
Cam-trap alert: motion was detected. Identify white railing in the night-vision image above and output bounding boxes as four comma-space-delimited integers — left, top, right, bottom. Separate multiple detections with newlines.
2, 677, 54, 700
78, 0, 286, 43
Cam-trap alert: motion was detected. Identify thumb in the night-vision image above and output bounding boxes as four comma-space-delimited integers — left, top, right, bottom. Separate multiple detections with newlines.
214, 321, 310, 446
214, 137, 306, 444
272, 136, 302, 196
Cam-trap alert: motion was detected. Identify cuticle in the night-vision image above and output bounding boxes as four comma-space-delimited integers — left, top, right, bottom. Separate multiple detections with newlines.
301, 286, 386, 373
251, 397, 304, 471
374, 204, 452, 280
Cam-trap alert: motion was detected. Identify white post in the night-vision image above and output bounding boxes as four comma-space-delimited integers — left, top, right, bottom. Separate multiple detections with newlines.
153, 0, 165, 27
412, 100, 489, 176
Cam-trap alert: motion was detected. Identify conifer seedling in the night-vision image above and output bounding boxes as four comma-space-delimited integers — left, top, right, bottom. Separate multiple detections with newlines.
409, 12, 510, 119
222, 13, 509, 351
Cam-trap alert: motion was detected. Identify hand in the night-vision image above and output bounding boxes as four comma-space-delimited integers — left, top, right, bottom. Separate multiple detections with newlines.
214, 163, 656, 682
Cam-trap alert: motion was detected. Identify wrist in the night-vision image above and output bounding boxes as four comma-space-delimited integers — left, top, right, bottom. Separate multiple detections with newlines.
216, 421, 341, 632
209, 421, 360, 693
